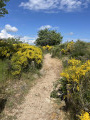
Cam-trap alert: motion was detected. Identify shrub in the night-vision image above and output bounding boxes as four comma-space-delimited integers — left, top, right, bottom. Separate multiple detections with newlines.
51, 58, 90, 119
51, 40, 90, 62
51, 42, 67, 58
0, 38, 22, 59
0, 39, 43, 77
70, 40, 88, 58
41, 45, 53, 54
60, 59, 90, 118
11, 44, 43, 76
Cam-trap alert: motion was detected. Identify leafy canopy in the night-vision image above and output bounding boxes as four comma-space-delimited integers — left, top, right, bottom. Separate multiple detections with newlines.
35, 29, 63, 46
0, 0, 10, 17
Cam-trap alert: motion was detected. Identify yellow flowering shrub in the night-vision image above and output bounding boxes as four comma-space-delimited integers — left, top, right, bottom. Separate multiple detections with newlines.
61, 49, 66, 54
42, 46, 46, 50
60, 41, 74, 55
68, 58, 81, 66
0, 40, 43, 76
0, 40, 20, 59
11, 43, 42, 76
60, 58, 90, 119
79, 112, 90, 120
0, 46, 12, 58
42, 45, 52, 51
66, 41, 74, 52
61, 59, 90, 85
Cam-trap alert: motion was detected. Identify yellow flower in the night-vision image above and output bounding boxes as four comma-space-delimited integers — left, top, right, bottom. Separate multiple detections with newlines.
77, 85, 79, 91
68, 58, 81, 66
79, 112, 90, 120
61, 59, 90, 86
42, 45, 52, 51
60, 72, 69, 79
61, 49, 66, 54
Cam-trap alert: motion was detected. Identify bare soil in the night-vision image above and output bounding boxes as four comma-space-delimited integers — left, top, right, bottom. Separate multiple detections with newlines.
16, 54, 67, 120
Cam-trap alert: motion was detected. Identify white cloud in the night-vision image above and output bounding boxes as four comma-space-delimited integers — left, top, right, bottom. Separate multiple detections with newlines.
44, 10, 59, 13
59, 0, 82, 12
39, 25, 52, 30
0, 29, 14, 39
20, 36, 36, 44
39, 25, 59, 30
20, 0, 90, 12
0, 24, 18, 39
5, 24, 18, 32
20, 0, 58, 10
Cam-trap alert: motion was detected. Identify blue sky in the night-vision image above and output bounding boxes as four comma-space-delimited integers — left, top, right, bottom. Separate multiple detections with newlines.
0, 0, 90, 44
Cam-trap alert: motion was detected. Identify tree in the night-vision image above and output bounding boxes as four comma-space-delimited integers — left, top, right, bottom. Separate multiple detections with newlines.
35, 29, 63, 46
0, 0, 10, 17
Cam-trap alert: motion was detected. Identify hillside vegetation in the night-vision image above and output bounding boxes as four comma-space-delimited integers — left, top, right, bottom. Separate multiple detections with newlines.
50, 40, 90, 120
0, 35, 90, 120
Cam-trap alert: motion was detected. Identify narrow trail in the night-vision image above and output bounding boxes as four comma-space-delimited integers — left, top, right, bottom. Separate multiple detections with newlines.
17, 54, 65, 120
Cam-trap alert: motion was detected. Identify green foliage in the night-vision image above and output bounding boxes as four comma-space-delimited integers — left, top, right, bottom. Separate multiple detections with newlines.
51, 40, 90, 62
51, 42, 67, 58
51, 45, 61, 58
70, 40, 90, 59
0, 59, 9, 83
50, 90, 59, 98
51, 40, 90, 120
0, 38, 22, 45
35, 29, 63, 46
62, 57, 69, 68
51, 77, 67, 98
0, 0, 10, 17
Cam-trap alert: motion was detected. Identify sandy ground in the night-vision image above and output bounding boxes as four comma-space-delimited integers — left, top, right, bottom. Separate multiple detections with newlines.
17, 54, 66, 120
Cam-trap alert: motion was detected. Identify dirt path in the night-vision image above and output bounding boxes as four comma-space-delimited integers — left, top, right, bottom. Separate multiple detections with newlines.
17, 54, 65, 120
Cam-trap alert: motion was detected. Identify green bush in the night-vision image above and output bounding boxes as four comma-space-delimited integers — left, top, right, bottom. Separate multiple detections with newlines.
35, 29, 63, 46
51, 40, 90, 62
51, 43, 67, 58
70, 40, 88, 58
